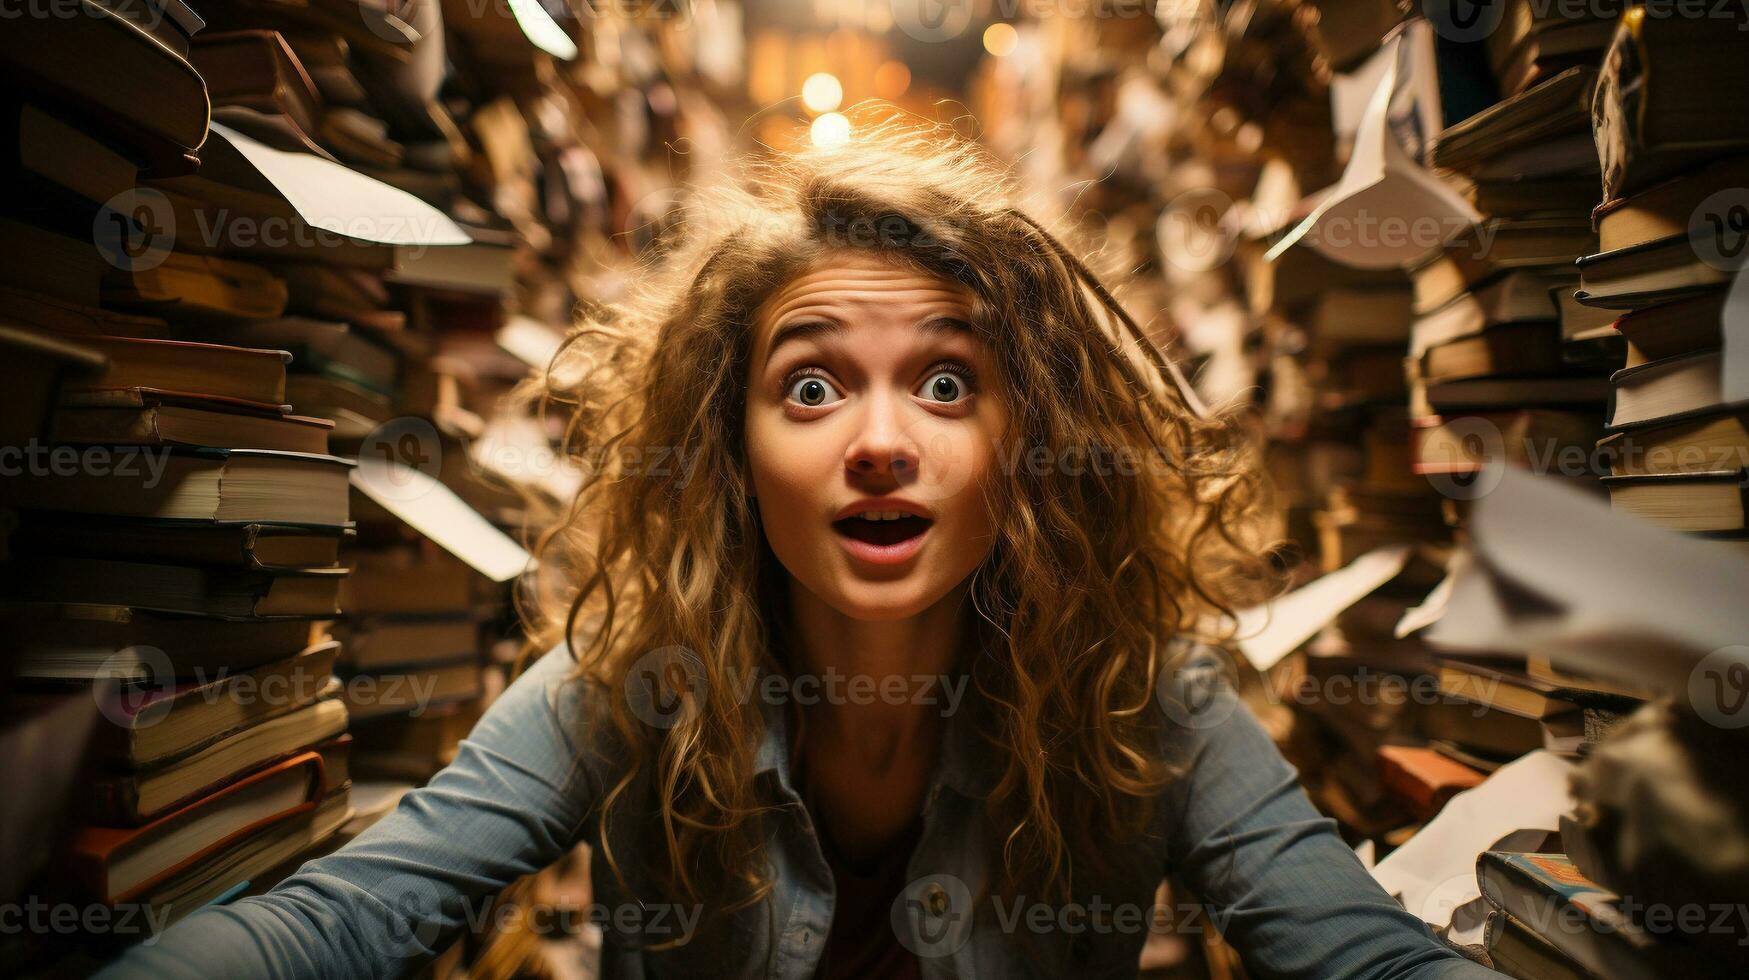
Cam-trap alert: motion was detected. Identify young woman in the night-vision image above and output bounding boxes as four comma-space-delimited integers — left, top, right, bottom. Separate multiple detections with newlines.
98, 119, 1500, 979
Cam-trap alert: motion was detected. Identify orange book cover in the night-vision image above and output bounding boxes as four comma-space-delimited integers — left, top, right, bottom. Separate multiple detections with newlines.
66, 749, 331, 904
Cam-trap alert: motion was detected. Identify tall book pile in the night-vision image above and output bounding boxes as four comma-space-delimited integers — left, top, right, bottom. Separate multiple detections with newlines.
3, 0, 747, 974
1581, 11, 1749, 558
976, 4, 1749, 978
0, 1, 361, 963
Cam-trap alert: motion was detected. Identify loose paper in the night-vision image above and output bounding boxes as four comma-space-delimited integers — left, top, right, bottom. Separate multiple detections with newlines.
1233, 544, 1414, 670
1426, 466, 1749, 692
350, 456, 530, 582
1394, 547, 1466, 638
495, 315, 565, 370
203, 123, 470, 248
1267, 22, 1479, 269
1372, 750, 1575, 928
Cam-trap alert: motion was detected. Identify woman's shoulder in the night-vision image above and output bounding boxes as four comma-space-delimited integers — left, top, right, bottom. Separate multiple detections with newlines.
1150, 633, 1275, 767
492, 641, 634, 784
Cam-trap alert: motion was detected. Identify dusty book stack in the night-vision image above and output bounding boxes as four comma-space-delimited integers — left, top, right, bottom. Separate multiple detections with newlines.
969, 3, 1749, 978
0, 0, 361, 955
1, 0, 750, 973
1581, 11, 1749, 557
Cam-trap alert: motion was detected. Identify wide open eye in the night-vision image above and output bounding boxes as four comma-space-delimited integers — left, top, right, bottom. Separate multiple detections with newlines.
785, 371, 843, 407
917, 364, 975, 404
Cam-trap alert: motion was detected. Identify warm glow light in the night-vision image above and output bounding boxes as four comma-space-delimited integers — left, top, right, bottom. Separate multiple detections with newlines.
801, 73, 843, 114
983, 22, 1018, 57
873, 60, 911, 100
810, 112, 851, 148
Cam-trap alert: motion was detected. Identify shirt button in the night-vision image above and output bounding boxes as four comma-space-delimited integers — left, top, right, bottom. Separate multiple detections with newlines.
924, 883, 948, 916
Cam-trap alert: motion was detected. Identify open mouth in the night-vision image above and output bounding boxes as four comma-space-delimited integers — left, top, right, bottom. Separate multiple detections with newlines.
832, 514, 933, 547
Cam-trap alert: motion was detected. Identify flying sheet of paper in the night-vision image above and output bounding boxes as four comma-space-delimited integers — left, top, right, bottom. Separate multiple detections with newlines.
1394, 547, 1466, 638
204, 123, 471, 248
1372, 750, 1575, 928
1233, 544, 1413, 671
350, 456, 531, 582
1426, 466, 1749, 691
1266, 23, 1479, 270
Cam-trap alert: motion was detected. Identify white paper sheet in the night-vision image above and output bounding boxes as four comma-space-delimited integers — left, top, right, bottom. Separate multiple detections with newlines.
1266, 22, 1479, 270
1233, 545, 1414, 670
1372, 750, 1575, 928
1426, 466, 1749, 691
204, 123, 470, 248
350, 456, 531, 583
1394, 547, 1466, 638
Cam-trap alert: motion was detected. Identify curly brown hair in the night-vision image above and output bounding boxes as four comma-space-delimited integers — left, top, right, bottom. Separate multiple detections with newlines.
516, 105, 1280, 957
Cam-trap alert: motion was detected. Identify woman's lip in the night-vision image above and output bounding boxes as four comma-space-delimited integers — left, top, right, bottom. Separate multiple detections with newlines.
833, 521, 930, 566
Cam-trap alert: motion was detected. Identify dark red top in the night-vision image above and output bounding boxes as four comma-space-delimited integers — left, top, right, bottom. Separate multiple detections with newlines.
808, 803, 925, 980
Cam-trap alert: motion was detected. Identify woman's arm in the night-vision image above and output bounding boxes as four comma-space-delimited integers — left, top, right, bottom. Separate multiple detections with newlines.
94, 644, 598, 979
1157, 643, 1502, 979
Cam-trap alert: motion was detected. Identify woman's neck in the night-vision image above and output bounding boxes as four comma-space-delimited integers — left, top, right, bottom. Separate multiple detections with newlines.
783, 577, 969, 754
778, 578, 973, 863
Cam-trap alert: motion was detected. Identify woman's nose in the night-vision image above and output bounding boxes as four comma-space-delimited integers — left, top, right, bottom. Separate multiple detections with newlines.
845, 388, 920, 480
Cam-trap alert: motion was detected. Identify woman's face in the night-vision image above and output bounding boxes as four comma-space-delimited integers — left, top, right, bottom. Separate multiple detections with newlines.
745, 250, 1009, 622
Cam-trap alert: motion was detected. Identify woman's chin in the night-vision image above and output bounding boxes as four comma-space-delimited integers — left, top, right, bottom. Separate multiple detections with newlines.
825, 579, 944, 622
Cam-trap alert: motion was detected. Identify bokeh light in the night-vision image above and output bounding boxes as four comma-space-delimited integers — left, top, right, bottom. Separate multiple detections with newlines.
801, 72, 843, 114
810, 111, 851, 148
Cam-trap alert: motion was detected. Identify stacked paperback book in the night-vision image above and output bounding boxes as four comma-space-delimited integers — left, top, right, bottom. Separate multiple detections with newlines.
0, 0, 582, 969
0, 0, 363, 942
1581, 12, 1749, 554
1096, 2, 1749, 976
1, 0, 733, 968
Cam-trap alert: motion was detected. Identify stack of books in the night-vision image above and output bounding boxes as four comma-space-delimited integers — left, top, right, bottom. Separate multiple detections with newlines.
0, 336, 356, 936
333, 541, 487, 783
1241, 222, 1415, 569
972, 4, 1749, 978
1582, 14, 1749, 553
1, 0, 740, 972
1415, 62, 1617, 504
1484, 0, 1620, 100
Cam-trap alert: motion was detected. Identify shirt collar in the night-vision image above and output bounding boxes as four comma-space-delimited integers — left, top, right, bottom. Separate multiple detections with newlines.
750, 666, 994, 801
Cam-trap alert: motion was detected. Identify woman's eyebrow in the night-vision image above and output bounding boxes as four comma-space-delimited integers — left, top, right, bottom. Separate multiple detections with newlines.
764, 318, 841, 367
764, 313, 974, 368
919, 315, 974, 338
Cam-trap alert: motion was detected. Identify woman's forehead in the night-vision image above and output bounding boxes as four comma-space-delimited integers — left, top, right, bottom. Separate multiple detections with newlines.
755, 250, 974, 331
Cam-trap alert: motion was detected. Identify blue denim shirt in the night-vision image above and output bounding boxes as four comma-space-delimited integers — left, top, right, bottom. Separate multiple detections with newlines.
95, 640, 1500, 979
